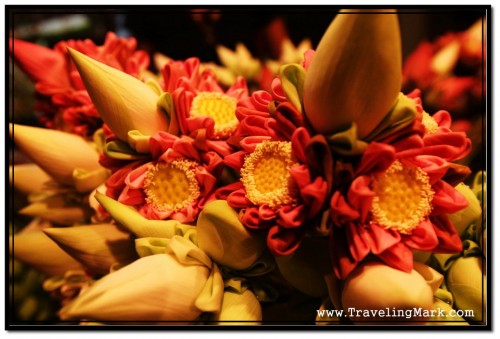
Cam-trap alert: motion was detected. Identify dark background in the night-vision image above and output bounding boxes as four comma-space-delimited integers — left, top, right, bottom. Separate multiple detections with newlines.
9, 7, 484, 66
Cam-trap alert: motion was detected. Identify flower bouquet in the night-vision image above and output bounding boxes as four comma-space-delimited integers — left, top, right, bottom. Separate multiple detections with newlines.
8, 8, 488, 327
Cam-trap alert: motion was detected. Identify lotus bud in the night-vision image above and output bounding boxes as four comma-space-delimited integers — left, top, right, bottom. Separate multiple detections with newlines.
214, 289, 262, 325
275, 236, 331, 298
9, 164, 52, 196
60, 253, 213, 322
68, 48, 168, 141
18, 195, 92, 225
303, 9, 402, 138
341, 262, 433, 323
447, 256, 485, 323
43, 224, 137, 276
447, 183, 482, 237
10, 232, 83, 276
94, 192, 195, 238
10, 124, 101, 187
196, 200, 266, 271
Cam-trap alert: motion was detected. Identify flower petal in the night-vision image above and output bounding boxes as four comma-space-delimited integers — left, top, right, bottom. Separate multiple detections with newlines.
10, 38, 70, 87
267, 225, 303, 256
430, 216, 463, 253
402, 219, 439, 251
431, 180, 469, 215
347, 176, 374, 223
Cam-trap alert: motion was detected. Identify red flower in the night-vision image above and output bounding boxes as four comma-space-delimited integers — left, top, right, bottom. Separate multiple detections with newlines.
330, 135, 470, 279
10, 32, 149, 138
215, 50, 331, 256
217, 127, 328, 256
105, 132, 223, 223
160, 58, 250, 157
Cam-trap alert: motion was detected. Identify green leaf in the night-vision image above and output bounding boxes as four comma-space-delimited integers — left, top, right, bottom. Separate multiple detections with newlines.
279, 63, 306, 113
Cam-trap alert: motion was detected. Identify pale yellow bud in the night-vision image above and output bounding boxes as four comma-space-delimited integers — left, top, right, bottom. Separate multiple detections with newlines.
68, 48, 168, 141
303, 9, 402, 138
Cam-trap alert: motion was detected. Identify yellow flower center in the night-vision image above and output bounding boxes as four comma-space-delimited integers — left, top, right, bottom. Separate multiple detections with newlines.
422, 112, 439, 134
240, 141, 297, 208
371, 160, 434, 234
190, 92, 238, 139
143, 160, 200, 212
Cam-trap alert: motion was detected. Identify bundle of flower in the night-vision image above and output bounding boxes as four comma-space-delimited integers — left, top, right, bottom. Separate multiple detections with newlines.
10, 9, 486, 326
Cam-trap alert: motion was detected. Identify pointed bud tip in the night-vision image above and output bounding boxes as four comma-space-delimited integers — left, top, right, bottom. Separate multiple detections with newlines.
303, 10, 402, 138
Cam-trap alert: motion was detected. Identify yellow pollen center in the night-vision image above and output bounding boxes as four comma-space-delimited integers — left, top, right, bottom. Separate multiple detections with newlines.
190, 92, 238, 139
371, 160, 434, 234
241, 141, 297, 208
143, 160, 200, 212
422, 112, 439, 134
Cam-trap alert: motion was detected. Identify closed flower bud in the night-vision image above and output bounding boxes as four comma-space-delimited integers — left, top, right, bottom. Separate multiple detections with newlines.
43, 224, 137, 276
68, 48, 168, 141
10, 124, 101, 187
447, 183, 482, 237
303, 9, 401, 138
11, 232, 83, 276
341, 262, 433, 323
60, 253, 212, 322
447, 256, 485, 323
10, 164, 52, 196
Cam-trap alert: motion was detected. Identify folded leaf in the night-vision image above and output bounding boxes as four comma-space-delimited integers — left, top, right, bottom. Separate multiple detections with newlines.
214, 289, 262, 325
197, 200, 266, 271
94, 192, 195, 239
